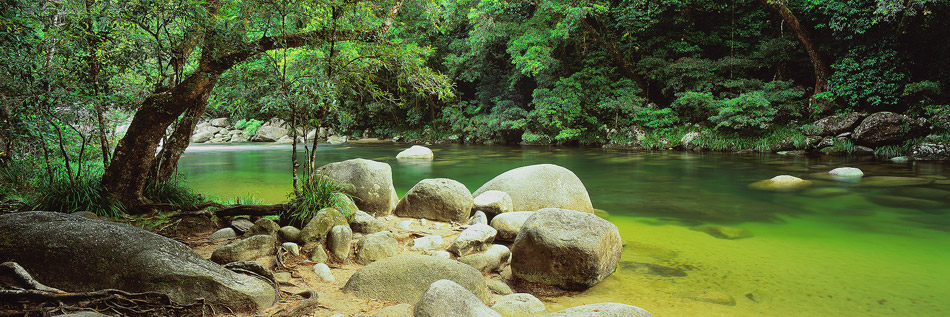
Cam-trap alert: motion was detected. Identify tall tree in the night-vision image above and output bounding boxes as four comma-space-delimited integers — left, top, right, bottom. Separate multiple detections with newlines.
756, 0, 830, 96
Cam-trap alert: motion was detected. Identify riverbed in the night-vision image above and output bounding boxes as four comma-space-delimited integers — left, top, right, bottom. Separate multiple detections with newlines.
179, 143, 950, 316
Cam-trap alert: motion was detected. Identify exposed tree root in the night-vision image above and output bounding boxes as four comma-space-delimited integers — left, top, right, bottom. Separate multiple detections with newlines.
215, 204, 288, 217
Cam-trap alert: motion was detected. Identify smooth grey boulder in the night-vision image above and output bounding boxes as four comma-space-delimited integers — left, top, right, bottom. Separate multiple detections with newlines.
350, 210, 386, 234
278, 226, 301, 242
210, 227, 237, 239
354, 231, 398, 265
251, 121, 289, 142
413, 280, 500, 317
852, 112, 929, 147
491, 293, 546, 317
473, 164, 594, 213
458, 244, 510, 273
191, 130, 214, 143
318, 158, 399, 216
245, 218, 280, 237
299, 208, 348, 245
343, 254, 489, 304
328, 225, 353, 261
210, 117, 230, 127
396, 145, 434, 160
472, 190, 513, 220
490, 211, 536, 241
447, 223, 497, 256
511, 209, 622, 290
546, 303, 654, 317
211, 234, 277, 264
0, 212, 275, 312
394, 178, 474, 223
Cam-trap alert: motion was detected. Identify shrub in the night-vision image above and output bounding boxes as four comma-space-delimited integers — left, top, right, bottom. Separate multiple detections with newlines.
709, 91, 777, 134
281, 173, 354, 227
671, 91, 719, 122
242, 119, 264, 138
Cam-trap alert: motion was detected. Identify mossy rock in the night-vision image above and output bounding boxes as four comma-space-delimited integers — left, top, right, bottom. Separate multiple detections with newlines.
299, 208, 348, 244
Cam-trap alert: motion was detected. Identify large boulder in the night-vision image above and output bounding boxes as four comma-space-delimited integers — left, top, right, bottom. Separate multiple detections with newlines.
911, 142, 950, 161
245, 218, 280, 238
0, 212, 275, 312
191, 130, 215, 143
211, 234, 278, 264
342, 254, 489, 304
210, 117, 230, 127
804, 113, 866, 136
318, 159, 399, 216
354, 231, 398, 265
250, 125, 289, 142
298, 208, 348, 245
413, 280, 500, 317
394, 178, 473, 223
472, 190, 513, 220
396, 145, 434, 160
473, 164, 594, 213
852, 112, 929, 147
547, 303, 654, 317
511, 209, 622, 290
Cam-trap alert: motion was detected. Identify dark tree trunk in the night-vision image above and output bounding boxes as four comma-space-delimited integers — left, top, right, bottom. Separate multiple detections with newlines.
102, 66, 221, 213
152, 101, 207, 183
581, 17, 649, 97
757, 0, 830, 96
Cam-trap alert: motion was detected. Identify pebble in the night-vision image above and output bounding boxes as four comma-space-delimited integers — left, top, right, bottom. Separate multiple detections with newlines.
281, 242, 300, 256
209, 228, 236, 239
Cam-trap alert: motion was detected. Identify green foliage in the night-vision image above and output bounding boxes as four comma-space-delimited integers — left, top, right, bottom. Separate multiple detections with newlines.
282, 173, 354, 228
829, 44, 907, 110
241, 119, 264, 138
217, 194, 265, 206
709, 91, 777, 134
144, 179, 203, 207
671, 92, 719, 122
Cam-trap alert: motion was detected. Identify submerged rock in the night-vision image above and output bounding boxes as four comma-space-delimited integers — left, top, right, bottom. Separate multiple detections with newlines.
691, 225, 753, 240
749, 175, 813, 192
859, 176, 933, 187
865, 195, 945, 209
681, 291, 737, 306
473, 164, 594, 213
0, 212, 275, 312
546, 303, 654, 317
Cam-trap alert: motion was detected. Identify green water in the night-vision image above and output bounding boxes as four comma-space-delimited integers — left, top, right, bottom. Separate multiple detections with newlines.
179, 143, 950, 316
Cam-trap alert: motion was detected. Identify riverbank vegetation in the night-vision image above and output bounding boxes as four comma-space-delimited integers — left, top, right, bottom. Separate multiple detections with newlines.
1, 0, 948, 214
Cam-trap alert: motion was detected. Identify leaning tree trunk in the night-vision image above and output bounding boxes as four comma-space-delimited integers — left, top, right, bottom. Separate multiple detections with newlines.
757, 0, 830, 96
102, 67, 221, 213
152, 101, 208, 183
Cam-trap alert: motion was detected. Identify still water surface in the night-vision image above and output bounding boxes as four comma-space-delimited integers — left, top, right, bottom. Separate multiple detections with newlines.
180, 143, 950, 316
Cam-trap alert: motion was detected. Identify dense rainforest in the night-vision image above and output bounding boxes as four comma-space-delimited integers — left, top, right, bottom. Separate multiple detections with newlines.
1, 0, 949, 213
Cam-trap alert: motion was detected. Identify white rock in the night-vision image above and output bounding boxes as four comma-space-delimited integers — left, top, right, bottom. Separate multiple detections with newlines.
396, 219, 413, 230
829, 167, 864, 178
431, 251, 453, 259
472, 190, 513, 219
447, 224, 497, 256
410, 235, 445, 251
490, 211, 536, 241
469, 210, 487, 225
313, 263, 335, 282
396, 145, 434, 160
492, 293, 546, 316
281, 242, 300, 256
209, 228, 236, 239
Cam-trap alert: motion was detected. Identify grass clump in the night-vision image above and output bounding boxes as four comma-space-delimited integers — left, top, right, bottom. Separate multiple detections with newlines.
281, 173, 354, 228
28, 171, 125, 218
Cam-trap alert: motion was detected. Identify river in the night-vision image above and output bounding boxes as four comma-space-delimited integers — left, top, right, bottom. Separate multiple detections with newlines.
179, 143, 950, 316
